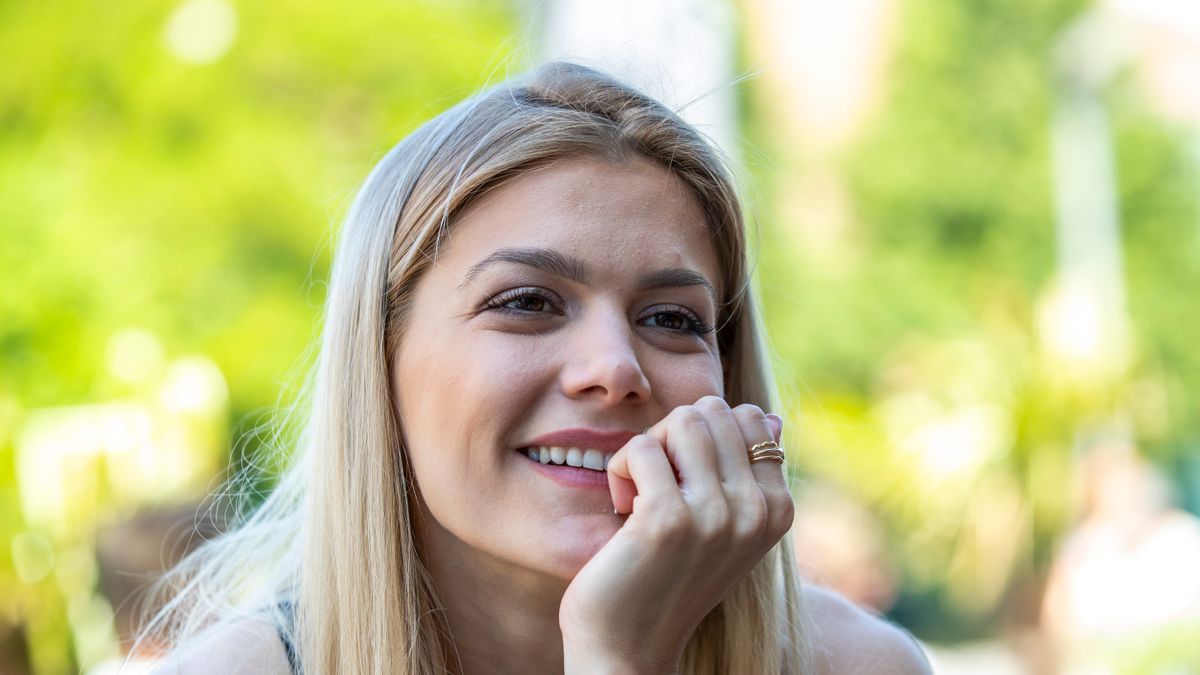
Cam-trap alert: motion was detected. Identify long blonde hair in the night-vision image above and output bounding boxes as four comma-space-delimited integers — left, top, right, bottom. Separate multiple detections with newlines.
137, 61, 811, 675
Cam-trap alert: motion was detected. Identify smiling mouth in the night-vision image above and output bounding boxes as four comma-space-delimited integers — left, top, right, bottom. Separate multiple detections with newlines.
519, 446, 614, 472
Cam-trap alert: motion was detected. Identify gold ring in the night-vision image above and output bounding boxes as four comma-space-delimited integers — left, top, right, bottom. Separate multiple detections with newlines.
748, 440, 785, 464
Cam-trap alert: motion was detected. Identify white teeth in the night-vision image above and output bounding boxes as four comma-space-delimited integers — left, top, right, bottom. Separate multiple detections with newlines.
565, 448, 583, 468
582, 449, 605, 470
525, 446, 615, 472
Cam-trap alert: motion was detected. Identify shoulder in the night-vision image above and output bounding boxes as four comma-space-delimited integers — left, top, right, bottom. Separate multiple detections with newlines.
149, 617, 293, 675
803, 584, 932, 675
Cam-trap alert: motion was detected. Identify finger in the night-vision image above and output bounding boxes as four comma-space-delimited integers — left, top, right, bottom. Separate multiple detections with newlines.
731, 405, 787, 488
732, 406, 794, 535
642, 405, 723, 502
693, 396, 757, 490
765, 413, 782, 443
607, 448, 637, 515
607, 434, 685, 515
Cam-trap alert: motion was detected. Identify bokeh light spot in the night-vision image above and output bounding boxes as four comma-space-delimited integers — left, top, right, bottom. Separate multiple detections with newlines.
11, 531, 55, 584
163, 0, 238, 65
106, 329, 166, 385
158, 356, 228, 414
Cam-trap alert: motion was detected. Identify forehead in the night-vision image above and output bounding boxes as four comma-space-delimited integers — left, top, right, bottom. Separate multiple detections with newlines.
439, 156, 720, 286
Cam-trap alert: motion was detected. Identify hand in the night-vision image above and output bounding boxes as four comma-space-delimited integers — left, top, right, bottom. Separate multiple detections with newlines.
558, 396, 793, 674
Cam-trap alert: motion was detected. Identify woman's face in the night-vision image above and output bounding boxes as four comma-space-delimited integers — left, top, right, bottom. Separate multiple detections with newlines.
393, 156, 724, 580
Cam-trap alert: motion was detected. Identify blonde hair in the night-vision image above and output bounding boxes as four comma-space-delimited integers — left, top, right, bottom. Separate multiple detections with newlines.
136, 61, 812, 675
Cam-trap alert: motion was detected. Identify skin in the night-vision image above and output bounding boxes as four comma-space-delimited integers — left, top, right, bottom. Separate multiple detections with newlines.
392, 155, 793, 674
154, 589, 933, 675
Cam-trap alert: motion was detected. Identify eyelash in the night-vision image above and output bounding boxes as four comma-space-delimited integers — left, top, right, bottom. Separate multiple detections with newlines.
641, 304, 715, 335
485, 287, 563, 316
483, 288, 714, 336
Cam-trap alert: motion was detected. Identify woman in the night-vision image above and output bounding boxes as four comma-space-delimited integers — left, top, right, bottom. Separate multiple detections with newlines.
142, 62, 930, 674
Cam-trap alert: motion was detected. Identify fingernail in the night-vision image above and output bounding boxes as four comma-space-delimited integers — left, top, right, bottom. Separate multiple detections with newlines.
766, 414, 783, 440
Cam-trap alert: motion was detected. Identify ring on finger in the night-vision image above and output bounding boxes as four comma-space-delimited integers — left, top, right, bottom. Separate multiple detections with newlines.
747, 440, 785, 464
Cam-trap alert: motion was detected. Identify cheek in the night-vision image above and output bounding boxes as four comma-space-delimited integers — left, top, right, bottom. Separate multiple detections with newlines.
644, 352, 725, 409
395, 332, 554, 470
395, 331, 563, 553
449, 335, 558, 416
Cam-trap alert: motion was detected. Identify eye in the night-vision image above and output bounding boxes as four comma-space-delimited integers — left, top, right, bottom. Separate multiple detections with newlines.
644, 311, 686, 330
504, 294, 546, 312
638, 304, 714, 335
484, 287, 562, 316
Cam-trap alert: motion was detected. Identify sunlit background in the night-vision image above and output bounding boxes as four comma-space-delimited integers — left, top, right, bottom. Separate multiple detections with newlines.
2, 0, 1198, 673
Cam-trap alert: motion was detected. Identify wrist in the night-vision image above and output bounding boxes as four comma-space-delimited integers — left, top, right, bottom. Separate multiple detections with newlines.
562, 640, 680, 675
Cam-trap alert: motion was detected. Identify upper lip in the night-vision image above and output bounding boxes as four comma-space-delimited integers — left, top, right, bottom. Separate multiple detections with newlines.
519, 428, 641, 454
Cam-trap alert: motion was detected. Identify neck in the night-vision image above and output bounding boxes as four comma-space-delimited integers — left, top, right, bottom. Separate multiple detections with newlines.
416, 504, 570, 675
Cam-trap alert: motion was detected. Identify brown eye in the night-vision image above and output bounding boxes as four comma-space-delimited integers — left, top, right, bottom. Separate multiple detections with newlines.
505, 295, 546, 312
645, 311, 686, 330
637, 304, 714, 335
484, 286, 563, 317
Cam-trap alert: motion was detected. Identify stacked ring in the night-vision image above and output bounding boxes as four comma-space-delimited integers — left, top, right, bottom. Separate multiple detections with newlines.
747, 440, 785, 464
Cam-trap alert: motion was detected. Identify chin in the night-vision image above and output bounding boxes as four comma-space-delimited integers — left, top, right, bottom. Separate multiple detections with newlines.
536, 519, 620, 580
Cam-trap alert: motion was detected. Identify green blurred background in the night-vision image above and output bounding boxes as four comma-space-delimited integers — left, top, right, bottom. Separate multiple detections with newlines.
2, 0, 1198, 673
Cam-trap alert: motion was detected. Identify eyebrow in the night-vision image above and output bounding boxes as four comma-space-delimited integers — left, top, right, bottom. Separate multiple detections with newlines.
638, 267, 718, 300
460, 247, 589, 287
458, 246, 717, 301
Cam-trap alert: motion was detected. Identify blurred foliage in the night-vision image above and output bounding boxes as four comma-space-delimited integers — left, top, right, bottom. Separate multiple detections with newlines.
750, 0, 1200, 653
1, 1, 513, 672
3, 0, 1199, 672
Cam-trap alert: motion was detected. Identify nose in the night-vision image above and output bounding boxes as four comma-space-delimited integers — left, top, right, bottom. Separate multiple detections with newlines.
560, 308, 651, 406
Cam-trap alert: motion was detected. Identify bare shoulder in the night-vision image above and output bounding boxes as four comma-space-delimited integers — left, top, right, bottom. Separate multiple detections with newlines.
803, 585, 932, 675
149, 617, 292, 675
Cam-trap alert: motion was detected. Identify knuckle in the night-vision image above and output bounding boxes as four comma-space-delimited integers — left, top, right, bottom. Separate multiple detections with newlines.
629, 437, 663, 459
697, 502, 732, 539
626, 439, 646, 455
631, 433, 659, 449
733, 403, 767, 424
733, 491, 770, 539
671, 406, 706, 427
620, 441, 653, 468
765, 491, 796, 537
695, 395, 729, 412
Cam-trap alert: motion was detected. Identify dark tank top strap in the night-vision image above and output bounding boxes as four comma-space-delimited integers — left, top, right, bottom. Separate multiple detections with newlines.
275, 599, 301, 675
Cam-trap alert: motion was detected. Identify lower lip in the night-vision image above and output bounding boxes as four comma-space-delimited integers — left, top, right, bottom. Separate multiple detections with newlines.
517, 450, 611, 490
